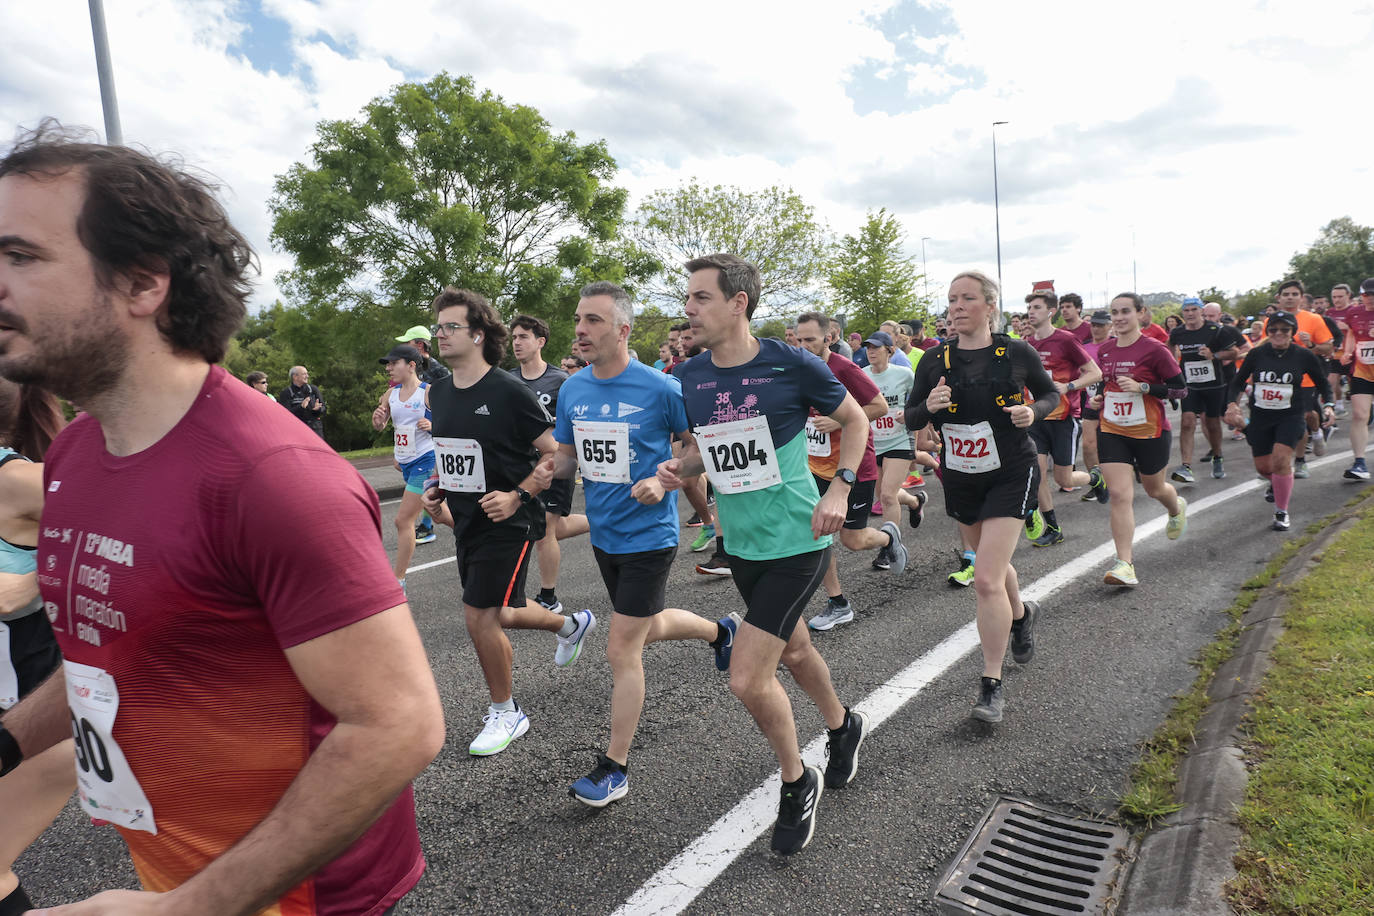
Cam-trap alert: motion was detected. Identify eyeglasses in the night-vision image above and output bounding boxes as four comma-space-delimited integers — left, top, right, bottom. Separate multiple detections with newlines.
429, 322, 471, 337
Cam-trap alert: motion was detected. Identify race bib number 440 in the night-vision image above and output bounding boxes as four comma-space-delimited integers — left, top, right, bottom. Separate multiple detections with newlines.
695, 416, 781, 493
573, 420, 632, 484
432, 437, 487, 492
65, 661, 157, 834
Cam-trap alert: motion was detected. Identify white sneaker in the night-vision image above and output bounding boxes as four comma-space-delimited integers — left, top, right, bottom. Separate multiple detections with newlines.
554, 609, 597, 667
469, 705, 530, 756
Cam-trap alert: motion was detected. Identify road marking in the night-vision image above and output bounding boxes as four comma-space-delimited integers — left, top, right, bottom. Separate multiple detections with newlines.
612, 447, 1367, 916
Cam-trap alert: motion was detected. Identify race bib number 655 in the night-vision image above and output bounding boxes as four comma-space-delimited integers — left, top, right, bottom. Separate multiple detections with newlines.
573, 420, 632, 483
695, 416, 781, 493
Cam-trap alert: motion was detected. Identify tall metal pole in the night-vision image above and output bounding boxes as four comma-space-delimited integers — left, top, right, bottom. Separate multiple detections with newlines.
1132, 227, 1138, 291
920, 236, 930, 307
992, 121, 1008, 298
88, 0, 123, 145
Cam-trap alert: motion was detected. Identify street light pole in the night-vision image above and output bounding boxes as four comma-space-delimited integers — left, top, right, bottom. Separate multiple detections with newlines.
992, 121, 1008, 299
88, 0, 123, 145
920, 236, 930, 307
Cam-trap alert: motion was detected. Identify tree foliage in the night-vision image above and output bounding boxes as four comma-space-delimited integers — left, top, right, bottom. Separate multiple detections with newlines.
269, 71, 629, 316
629, 180, 829, 315
826, 208, 925, 336
1288, 217, 1374, 300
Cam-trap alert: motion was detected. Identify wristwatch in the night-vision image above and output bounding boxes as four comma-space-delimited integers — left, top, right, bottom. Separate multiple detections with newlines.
515, 487, 534, 505
835, 468, 857, 486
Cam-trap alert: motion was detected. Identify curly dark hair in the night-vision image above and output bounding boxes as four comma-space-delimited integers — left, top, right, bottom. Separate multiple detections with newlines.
0, 120, 256, 363
431, 287, 508, 366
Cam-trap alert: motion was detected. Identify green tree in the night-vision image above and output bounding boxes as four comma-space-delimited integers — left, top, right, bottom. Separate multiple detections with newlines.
1288, 217, 1374, 299
269, 71, 628, 318
826, 208, 924, 335
629, 180, 829, 316
1196, 286, 1230, 307
1234, 286, 1278, 318
626, 304, 680, 366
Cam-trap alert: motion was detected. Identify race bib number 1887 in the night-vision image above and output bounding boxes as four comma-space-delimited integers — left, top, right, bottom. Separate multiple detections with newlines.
432, 437, 487, 492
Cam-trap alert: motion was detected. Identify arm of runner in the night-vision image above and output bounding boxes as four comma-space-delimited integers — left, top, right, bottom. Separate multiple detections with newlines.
0, 669, 70, 770
0, 570, 38, 615
1303, 349, 1335, 408
1063, 351, 1102, 393
656, 435, 704, 491
480, 428, 558, 523
1021, 347, 1060, 423
371, 399, 390, 431
812, 393, 867, 539
905, 357, 942, 430
419, 486, 455, 528
87, 606, 444, 916
0, 459, 44, 524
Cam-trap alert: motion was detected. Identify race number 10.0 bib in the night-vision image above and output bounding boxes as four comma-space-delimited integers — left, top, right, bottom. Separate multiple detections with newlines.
432, 437, 487, 492
1253, 383, 1293, 410
1185, 361, 1216, 384
942, 421, 1001, 474
696, 416, 781, 493
64, 661, 157, 834
573, 420, 632, 484
1356, 340, 1374, 365
393, 423, 418, 461
1104, 389, 1148, 427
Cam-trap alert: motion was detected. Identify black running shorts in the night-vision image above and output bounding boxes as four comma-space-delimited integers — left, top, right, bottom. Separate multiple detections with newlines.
1245, 414, 1307, 457
730, 547, 830, 640
1027, 417, 1081, 467
876, 447, 915, 463
592, 546, 676, 618
1351, 376, 1374, 397
1081, 405, 1100, 422
539, 477, 575, 517
1097, 430, 1173, 477
2, 609, 62, 703
456, 528, 535, 609
1181, 386, 1228, 418
940, 459, 1039, 526
813, 475, 876, 530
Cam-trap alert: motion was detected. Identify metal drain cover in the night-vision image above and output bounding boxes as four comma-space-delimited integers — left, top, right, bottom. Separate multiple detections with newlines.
934, 796, 1134, 915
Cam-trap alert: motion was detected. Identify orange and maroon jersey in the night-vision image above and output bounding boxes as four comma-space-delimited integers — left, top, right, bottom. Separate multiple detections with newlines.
38, 367, 421, 915
1140, 322, 1169, 344
806, 351, 880, 482
1096, 336, 1183, 439
1029, 328, 1093, 419
1343, 305, 1374, 382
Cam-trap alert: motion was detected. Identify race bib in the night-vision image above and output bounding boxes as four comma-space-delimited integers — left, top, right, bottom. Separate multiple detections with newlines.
64, 661, 157, 834
1253, 383, 1293, 410
804, 419, 831, 457
573, 420, 632, 484
432, 437, 487, 493
1104, 389, 1148, 427
393, 423, 418, 462
0, 623, 16, 710
870, 408, 902, 438
1185, 360, 1217, 384
1357, 340, 1374, 365
695, 416, 782, 493
943, 421, 1001, 474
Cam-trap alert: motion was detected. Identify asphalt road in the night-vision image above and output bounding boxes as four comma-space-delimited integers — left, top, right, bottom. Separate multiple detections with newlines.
16, 440, 1373, 914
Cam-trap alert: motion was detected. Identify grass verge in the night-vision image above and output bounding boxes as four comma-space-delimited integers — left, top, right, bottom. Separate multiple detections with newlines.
1227, 501, 1374, 914
337, 445, 393, 461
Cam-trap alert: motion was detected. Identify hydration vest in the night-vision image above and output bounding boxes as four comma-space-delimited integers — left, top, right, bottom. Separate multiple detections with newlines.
934, 334, 1026, 427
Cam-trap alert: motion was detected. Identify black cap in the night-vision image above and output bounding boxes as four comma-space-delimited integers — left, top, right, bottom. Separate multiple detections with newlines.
1267, 311, 1299, 332
1360, 278, 1374, 295
379, 344, 423, 365
1089, 309, 1111, 325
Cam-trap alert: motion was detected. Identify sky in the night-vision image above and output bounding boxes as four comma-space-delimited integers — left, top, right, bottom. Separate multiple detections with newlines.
3, 0, 1371, 315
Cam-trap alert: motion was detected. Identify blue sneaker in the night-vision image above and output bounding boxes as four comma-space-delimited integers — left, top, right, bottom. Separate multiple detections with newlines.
570, 755, 628, 807
714, 612, 741, 671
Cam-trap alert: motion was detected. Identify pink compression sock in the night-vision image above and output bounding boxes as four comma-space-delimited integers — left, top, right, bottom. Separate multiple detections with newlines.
1271, 472, 1294, 512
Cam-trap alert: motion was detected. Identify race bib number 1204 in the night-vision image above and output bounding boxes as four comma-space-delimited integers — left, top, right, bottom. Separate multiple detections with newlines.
695, 416, 781, 493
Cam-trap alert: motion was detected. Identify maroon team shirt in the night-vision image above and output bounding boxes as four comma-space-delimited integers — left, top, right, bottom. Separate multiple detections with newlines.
1096, 336, 1182, 439
807, 351, 880, 482
1062, 321, 1093, 345
1029, 328, 1093, 419
38, 366, 422, 914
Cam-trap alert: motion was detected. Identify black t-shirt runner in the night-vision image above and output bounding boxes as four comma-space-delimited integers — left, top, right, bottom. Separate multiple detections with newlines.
510, 363, 568, 417
1228, 343, 1331, 419
429, 367, 553, 539
1169, 321, 1245, 390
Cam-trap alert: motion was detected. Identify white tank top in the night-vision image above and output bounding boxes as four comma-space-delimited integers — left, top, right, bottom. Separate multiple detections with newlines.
389, 383, 434, 462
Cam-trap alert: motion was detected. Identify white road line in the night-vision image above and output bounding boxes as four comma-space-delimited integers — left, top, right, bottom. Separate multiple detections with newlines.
612, 447, 1366, 916
406, 555, 456, 574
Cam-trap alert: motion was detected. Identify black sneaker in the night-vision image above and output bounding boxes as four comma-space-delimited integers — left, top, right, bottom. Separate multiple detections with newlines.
695, 551, 732, 576
1264, 484, 1275, 503
686, 512, 703, 527
771, 766, 823, 855
1031, 525, 1064, 548
1272, 510, 1290, 531
1088, 467, 1109, 505
1010, 601, 1038, 664
971, 677, 1005, 723
908, 489, 928, 528
823, 709, 869, 789
871, 545, 891, 571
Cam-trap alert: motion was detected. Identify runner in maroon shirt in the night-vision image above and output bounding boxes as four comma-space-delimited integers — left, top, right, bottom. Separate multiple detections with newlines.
0, 129, 443, 915
1057, 293, 1093, 345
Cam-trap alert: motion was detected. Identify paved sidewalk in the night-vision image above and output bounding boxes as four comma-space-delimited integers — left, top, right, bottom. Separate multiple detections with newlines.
346, 455, 406, 501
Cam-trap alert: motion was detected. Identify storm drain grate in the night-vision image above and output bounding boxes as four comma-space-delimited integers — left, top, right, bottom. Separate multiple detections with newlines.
934, 796, 1134, 915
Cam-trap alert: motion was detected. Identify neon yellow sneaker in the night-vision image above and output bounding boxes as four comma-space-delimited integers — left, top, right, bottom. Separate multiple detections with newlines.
1104, 559, 1138, 587
1024, 508, 1046, 541
1166, 497, 1188, 540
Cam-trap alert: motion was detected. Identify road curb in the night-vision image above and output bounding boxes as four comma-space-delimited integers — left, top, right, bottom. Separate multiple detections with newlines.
1118, 493, 1373, 915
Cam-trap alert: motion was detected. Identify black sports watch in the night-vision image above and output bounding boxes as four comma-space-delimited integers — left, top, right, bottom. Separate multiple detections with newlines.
835, 468, 857, 486
515, 487, 534, 505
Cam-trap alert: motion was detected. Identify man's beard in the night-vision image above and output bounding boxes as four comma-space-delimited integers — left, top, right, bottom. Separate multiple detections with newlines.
0, 292, 130, 404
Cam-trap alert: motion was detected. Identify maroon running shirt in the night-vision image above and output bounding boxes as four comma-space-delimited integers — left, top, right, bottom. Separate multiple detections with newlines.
807, 351, 880, 482
38, 366, 421, 915
1029, 328, 1093, 419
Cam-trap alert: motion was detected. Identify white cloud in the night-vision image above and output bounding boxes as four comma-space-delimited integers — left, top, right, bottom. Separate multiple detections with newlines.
2, 0, 1370, 316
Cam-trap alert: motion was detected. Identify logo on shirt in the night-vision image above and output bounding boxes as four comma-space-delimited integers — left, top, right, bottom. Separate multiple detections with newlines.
571, 404, 590, 418
740, 377, 774, 386
48, 480, 60, 492
599, 403, 612, 416
617, 402, 644, 418
475, 404, 490, 416
710, 391, 760, 424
